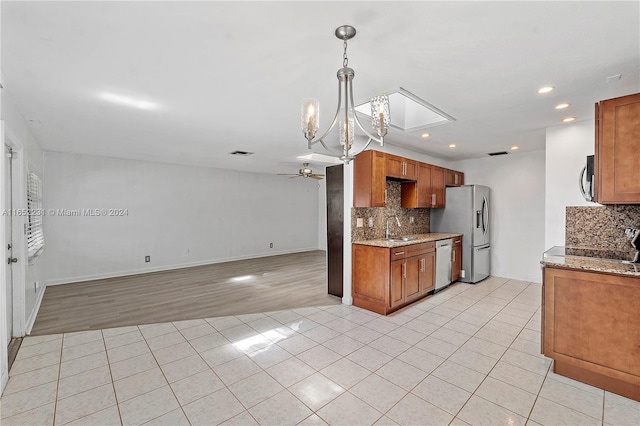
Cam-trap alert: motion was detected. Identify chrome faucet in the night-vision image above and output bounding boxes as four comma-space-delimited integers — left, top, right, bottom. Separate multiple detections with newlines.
386, 215, 401, 239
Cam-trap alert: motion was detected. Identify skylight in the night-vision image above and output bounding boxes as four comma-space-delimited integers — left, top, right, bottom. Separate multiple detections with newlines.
355, 88, 454, 132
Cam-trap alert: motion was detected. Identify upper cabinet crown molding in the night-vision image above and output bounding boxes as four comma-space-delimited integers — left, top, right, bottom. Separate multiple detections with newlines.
595, 92, 640, 204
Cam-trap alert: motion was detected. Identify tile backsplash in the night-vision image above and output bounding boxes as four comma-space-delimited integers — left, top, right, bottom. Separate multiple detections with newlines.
565, 205, 640, 256
351, 181, 430, 240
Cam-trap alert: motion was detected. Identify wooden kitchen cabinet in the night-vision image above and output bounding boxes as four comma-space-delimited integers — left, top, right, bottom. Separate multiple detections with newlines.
445, 169, 464, 187
353, 242, 436, 315
353, 150, 386, 207
401, 162, 432, 208
431, 166, 446, 208
594, 92, 640, 204
451, 237, 462, 282
386, 154, 417, 180
542, 266, 640, 401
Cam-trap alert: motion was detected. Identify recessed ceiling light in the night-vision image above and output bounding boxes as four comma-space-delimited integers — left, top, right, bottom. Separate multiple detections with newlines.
511, 146, 519, 150
555, 103, 570, 109
562, 116, 577, 122
99, 92, 158, 110
448, 144, 456, 148
421, 133, 430, 138
537, 86, 555, 94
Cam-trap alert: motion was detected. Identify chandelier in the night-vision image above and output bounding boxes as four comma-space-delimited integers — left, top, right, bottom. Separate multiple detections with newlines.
301, 25, 390, 164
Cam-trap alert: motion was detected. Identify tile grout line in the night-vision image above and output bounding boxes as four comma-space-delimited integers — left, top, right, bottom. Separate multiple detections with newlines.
101, 329, 124, 426
136, 324, 194, 425
52, 333, 64, 426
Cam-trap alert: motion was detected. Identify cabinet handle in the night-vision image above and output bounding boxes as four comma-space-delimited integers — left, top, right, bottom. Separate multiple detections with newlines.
455, 174, 458, 184
420, 258, 425, 272
402, 162, 406, 175
394, 251, 405, 256
453, 250, 455, 262
402, 262, 406, 278
431, 193, 436, 206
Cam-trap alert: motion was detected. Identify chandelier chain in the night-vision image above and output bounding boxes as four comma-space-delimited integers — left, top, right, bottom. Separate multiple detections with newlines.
343, 39, 348, 67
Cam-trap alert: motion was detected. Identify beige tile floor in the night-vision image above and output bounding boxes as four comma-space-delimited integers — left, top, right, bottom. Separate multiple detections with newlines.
2, 277, 639, 426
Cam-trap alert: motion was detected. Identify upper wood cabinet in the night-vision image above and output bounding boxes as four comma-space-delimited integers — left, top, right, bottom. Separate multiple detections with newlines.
353, 150, 461, 208
386, 154, 417, 180
401, 163, 432, 208
595, 92, 640, 204
445, 169, 464, 187
431, 166, 446, 208
353, 150, 386, 207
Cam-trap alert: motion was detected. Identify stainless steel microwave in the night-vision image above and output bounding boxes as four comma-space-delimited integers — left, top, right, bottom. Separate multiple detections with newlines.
579, 155, 594, 202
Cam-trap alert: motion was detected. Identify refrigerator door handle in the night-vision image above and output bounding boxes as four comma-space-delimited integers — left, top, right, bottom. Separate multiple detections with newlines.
482, 196, 489, 235
476, 246, 491, 251
476, 210, 482, 228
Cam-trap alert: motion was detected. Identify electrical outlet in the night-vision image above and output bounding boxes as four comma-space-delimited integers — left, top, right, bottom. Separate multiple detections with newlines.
270, 242, 273, 248
145, 255, 151, 263
461, 270, 466, 278
356, 218, 363, 228
368, 217, 374, 227
410, 217, 414, 223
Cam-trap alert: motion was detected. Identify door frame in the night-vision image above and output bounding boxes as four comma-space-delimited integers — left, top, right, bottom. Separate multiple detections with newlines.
5, 127, 27, 339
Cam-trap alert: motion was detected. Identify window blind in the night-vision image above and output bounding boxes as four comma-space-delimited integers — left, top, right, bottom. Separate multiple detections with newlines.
27, 171, 44, 259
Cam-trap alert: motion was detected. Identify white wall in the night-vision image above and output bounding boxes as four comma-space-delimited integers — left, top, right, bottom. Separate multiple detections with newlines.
452, 150, 546, 283
545, 119, 597, 248
43, 152, 320, 285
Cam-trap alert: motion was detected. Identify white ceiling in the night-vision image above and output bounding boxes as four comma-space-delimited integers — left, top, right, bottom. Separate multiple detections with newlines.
2, 1, 639, 175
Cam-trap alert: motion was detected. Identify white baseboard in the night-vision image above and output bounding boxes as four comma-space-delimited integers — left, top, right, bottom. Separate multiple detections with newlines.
46, 247, 324, 286
25, 285, 46, 335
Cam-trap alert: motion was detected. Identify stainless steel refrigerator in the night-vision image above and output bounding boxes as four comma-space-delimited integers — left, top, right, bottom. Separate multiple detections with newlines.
430, 185, 490, 283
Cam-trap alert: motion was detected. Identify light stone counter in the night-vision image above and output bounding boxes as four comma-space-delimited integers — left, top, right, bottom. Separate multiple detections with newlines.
541, 246, 640, 276
352, 233, 462, 249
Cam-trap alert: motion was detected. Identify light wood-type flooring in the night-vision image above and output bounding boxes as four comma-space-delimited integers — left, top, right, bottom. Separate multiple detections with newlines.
31, 250, 339, 335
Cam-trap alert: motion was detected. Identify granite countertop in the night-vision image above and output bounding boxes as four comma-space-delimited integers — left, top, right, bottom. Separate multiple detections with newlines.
541, 246, 640, 276
352, 233, 462, 248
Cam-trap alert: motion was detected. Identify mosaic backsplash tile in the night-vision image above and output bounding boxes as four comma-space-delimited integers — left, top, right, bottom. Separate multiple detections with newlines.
352, 181, 430, 241
565, 205, 640, 257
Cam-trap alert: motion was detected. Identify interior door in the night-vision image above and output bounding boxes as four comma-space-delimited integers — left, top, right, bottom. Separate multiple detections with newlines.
5, 145, 13, 345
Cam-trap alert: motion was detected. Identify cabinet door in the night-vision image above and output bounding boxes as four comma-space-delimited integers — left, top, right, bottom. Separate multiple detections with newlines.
386, 154, 404, 179
596, 93, 640, 204
419, 251, 435, 294
404, 160, 418, 180
353, 150, 386, 207
417, 163, 433, 208
445, 169, 456, 186
451, 245, 462, 282
404, 256, 421, 302
456, 172, 465, 186
431, 167, 445, 208
390, 260, 405, 307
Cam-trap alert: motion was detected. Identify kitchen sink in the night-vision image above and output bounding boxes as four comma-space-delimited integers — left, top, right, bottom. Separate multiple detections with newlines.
385, 237, 418, 243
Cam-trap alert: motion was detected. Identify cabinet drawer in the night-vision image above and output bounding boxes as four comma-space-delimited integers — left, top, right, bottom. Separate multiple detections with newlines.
391, 242, 435, 259
391, 247, 409, 259
452, 237, 462, 246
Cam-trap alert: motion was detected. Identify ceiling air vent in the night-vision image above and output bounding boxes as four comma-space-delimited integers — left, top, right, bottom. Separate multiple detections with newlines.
488, 151, 509, 156
229, 150, 254, 156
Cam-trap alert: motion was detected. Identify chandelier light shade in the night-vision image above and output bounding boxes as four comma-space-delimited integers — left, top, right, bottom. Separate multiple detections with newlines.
301, 25, 390, 163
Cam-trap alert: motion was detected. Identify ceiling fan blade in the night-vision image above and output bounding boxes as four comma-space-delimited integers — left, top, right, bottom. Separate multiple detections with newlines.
310, 175, 324, 180
288, 175, 302, 179
277, 173, 299, 176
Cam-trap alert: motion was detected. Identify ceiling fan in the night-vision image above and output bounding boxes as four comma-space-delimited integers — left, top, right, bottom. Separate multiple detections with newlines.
277, 163, 325, 180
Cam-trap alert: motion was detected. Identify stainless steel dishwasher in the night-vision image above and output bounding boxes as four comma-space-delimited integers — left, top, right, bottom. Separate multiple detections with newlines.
435, 239, 453, 291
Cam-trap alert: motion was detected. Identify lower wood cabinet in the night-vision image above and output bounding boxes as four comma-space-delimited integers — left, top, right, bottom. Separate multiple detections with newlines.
353, 242, 435, 315
542, 266, 640, 401
451, 237, 462, 282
